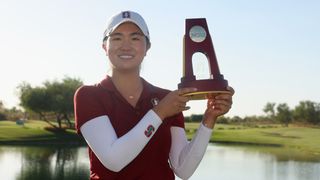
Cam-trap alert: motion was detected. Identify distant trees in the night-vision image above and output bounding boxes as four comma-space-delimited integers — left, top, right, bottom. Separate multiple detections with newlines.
17, 77, 83, 129
263, 102, 276, 119
190, 114, 203, 122
0, 101, 24, 121
293, 101, 320, 124
263, 101, 320, 126
0, 101, 6, 120
186, 100, 320, 126
3, 74, 319, 128
276, 103, 292, 127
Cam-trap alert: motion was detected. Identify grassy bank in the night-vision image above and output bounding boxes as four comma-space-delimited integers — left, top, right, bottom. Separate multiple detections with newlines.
0, 120, 84, 145
186, 123, 320, 161
1, 120, 320, 161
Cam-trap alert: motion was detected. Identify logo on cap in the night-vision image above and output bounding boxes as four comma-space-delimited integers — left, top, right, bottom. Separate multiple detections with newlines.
122, 11, 131, 18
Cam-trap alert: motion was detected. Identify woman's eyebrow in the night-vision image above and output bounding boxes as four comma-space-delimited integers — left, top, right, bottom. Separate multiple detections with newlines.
109, 32, 143, 37
131, 32, 144, 36
109, 32, 123, 37
130, 32, 144, 36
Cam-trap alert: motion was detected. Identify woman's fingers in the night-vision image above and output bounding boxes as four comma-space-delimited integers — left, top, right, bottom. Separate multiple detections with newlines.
183, 106, 191, 111
154, 88, 197, 119
227, 86, 235, 95
177, 87, 197, 96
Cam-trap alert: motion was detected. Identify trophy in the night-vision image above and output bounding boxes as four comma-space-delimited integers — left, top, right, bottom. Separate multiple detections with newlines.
178, 18, 230, 100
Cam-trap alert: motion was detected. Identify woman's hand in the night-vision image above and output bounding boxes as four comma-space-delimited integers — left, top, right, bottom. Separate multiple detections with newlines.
202, 86, 235, 129
153, 88, 197, 120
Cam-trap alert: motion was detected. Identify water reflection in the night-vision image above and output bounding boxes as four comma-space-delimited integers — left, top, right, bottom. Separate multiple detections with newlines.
0, 146, 89, 180
0, 144, 319, 180
187, 145, 320, 180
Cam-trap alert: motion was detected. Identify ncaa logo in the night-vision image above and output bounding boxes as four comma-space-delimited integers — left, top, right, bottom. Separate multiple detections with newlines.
189, 25, 207, 43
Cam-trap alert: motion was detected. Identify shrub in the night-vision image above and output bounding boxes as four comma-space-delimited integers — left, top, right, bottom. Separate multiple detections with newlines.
0, 113, 6, 120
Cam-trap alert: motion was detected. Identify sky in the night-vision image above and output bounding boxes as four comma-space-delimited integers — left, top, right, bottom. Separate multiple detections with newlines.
0, 0, 319, 117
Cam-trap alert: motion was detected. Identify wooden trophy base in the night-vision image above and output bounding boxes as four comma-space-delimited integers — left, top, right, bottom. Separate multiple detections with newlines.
178, 79, 230, 100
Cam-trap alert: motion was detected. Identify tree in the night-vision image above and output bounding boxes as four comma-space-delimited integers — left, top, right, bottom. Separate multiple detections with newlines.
293, 101, 320, 124
6, 107, 24, 121
19, 83, 57, 127
230, 116, 243, 123
44, 77, 83, 128
0, 101, 24, 121
276, 103, 292, 127
263, 102, 276, 119
217, 116, 230, 124
190, 114, 203, 122
0, 101, 6, 120
18, 77, 83, 129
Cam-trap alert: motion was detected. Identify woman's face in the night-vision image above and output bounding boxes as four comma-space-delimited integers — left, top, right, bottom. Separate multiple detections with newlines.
103, 22, 149, 72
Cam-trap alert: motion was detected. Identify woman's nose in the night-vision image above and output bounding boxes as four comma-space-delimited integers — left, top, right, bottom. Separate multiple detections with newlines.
120, 39, 132, 50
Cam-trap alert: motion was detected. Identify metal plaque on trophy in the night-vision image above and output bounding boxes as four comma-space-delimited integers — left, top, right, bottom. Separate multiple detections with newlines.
178, 18, 230, 100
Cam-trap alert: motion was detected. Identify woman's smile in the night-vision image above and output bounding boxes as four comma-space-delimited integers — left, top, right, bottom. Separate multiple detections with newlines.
118, 54, 134, 60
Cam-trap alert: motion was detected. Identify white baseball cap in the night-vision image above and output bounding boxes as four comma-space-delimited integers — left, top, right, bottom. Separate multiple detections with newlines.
103, 11, 150, 42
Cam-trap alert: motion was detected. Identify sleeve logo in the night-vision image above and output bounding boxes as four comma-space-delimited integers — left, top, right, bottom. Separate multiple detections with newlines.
144, 125, 155, 137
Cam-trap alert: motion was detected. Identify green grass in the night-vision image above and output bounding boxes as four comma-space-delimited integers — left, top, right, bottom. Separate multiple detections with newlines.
186, 123, 320, 161
0, 120, 83, 145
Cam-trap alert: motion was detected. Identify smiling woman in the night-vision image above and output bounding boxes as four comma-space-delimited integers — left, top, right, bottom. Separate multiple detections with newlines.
74, 10, 234, 180
103, 22, 150, 73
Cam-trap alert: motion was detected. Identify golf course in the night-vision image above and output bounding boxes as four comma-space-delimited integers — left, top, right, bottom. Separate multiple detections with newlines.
1, 120, 319, 162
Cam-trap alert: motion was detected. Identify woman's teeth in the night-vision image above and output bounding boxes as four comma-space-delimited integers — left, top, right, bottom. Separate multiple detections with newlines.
119, 55, 133, 59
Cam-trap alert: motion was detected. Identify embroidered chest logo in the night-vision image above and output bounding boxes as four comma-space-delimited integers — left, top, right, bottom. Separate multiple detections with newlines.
151, 98, 159, 107
144, 125, 155, 137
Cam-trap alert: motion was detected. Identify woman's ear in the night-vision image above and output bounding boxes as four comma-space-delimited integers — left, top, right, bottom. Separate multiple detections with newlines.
145, 42, 151, 53
147, 42, 151, 51
102, 42, 108, 56
144, 42, 151, 56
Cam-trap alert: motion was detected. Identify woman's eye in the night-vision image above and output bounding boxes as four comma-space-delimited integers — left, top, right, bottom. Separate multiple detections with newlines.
112, 37, 121, 41
132, 36, 141, 41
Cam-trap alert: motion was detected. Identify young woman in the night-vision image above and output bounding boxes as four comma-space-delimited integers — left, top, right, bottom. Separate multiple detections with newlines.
74, 10, 234, 180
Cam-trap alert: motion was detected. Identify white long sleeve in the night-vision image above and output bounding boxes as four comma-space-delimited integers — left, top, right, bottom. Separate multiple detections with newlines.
169, 123, 213, 180
80, 110, 162, 172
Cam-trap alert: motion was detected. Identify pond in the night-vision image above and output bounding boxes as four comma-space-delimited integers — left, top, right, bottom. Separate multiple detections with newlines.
0, 144, 319, 180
